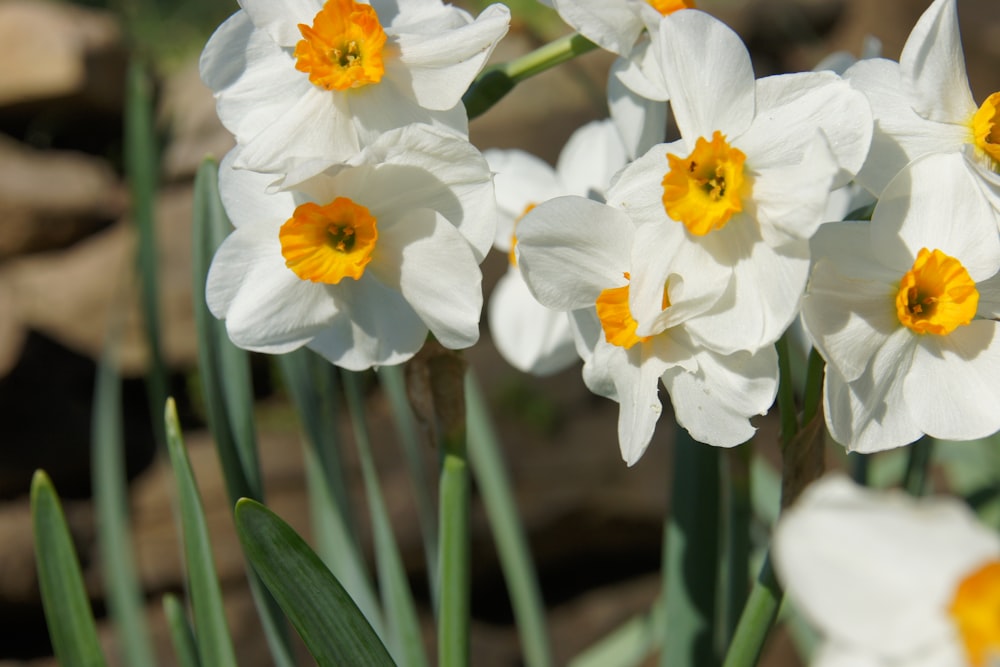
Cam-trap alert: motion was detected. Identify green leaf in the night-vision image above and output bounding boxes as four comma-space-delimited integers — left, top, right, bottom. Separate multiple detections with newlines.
277, 350, 383, 636
192, 157, 296, 667
191, 157, 263, 502
124, 57, 167, 448
342, 371, 427, 667
164, 399, 238, 667
235, 498, 397, 667
661, 428, 720, 667
91, 328, 155, 666
162, 593, 202, 667
465, 374, 553, 667
31, 470, 108, 667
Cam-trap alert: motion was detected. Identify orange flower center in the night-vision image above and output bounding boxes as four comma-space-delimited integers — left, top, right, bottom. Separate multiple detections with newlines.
662, 131, 747, 236
595, 274, 670, 349
294, 0, 387, 91
647, 0, 696, 15
508, 203, 536, 268
949, 559, 1000, 667
971, 92, 1000, 169
279, 197, 378, 283
895, 248, 978, 335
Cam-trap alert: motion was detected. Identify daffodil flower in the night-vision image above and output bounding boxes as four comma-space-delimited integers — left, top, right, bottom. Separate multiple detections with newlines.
200, 0, 509, 176
844, 0, 1000, 205
774, 475, 1000, 667
802, 152, 1000, 452
485, 119, 629, 376
206, 125, 496, 370
516, 195, 777, 464
606, 9, 873, 355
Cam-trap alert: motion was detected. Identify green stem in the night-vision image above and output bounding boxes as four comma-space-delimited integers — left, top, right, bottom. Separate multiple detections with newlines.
903, 437, 935, 497
463, 32, 598, 119
438, 435, 470, 667
774, 336, 799, 448
720, 556, 782, 667
801, 348, 824, 426
719, 446, 751, 655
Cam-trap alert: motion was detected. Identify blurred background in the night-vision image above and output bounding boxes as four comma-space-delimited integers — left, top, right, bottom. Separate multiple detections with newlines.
0, 0, 998, 664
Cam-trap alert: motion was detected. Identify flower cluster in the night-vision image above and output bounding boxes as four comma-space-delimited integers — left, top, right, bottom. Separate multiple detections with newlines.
200, 0, 510, 369
201, 0, 1000, 462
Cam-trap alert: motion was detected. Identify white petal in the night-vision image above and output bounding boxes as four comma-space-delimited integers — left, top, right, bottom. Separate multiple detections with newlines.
738, 72, 872, 189
488, 268, 579, 376
662, 345, 777, 448
629, 222, 730, 336
218, 148, 298, 228
517, 197, 634, 311
237, 85, 360, 173
802, 223, 900, 383
684, 227, 810, 354
872, 152, 1000, 280
614, 344, 669, 465
773, 475, 1000, 659
656, 10, 755, 140
206, 222, 338, 352
823, 331, 922, 453
844, 58, 970, 195
749, 132, 839, 246
899, 0, 976, 124
307, 276, 428, 370
608, 68, 668, 162
556, 119, 631, 200
342, 124, 496, 260
370, 207, 482, 350
394, 3, 510, 110
907, 321, 1000, 441
604, 140, 678, 226
552, 0, 644, 56
239, 0, 324, 46
485, 149, 561, 248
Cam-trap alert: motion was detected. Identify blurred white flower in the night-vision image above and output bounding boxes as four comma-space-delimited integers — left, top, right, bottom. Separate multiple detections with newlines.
606, 9, 872, 355
517, 195, 777, 465
485, 119, 628, 376
200, 0, 509, 176
802, 153, 1000, 453
774, 475, 1000, 667
206, 125, 496, 370
844, 0, 1000, 207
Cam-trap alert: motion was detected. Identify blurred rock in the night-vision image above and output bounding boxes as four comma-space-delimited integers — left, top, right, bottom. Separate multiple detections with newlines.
0, 185, 197, 376
0, 134, 127, 259
0, 0, 125, 112
160, 61, 235, 182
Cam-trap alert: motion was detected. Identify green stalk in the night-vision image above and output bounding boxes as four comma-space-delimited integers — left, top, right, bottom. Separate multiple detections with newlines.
463, 32, 598, 119
719, 446, 751, 655
720, 556, 782, 667
438, 433, 470, 667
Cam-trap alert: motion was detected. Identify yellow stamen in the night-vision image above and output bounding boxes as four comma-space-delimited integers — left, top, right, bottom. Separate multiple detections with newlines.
895, 248, 978, 335
949, 559, 1000, 667
508, 203, 536, 268
280, 197, 378, 283
596, 273, 671, 349
647, 0, 696, 15
662, 131, 747, 236
294, 0, 387, 91
971, 92, 1000, 168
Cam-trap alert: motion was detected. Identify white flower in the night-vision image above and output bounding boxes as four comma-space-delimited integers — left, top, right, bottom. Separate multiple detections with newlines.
801, 152, 1000, 453
200, 0, 509, 176
605, 9, 873, 355
773, 475, 1000, 667
485, 119, 629, 376
517, 195, 777, 464
844, 0, 1000, 203
551, 0, 690, 58
206, 124, 495, 370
